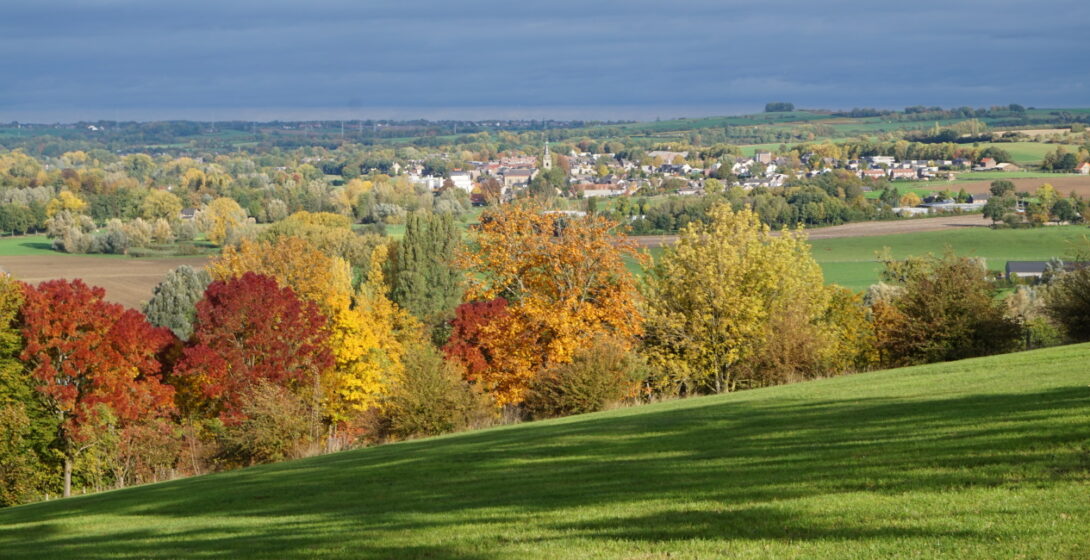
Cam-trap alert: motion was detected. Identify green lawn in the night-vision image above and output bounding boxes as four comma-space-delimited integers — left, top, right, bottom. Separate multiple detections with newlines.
3, 344, 1089, 558
811, 225, 1090, 290
0, 234, 57, 256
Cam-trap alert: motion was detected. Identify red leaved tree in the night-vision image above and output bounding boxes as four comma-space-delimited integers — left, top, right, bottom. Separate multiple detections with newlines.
443, 298, 509, 383
174, 272, 332, 430
20, 279, 176, 497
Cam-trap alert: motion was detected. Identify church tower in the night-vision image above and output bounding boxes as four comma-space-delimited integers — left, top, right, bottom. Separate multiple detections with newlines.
542, 141, 552, 170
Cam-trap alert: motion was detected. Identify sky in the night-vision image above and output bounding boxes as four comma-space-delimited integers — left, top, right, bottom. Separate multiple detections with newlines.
2, 0, 1087, 123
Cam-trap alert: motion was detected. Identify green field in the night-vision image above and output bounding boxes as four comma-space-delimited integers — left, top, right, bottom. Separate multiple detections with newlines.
811, 225, 1090, 290
0, 234, 57, 256
2, 344, 1089, 558
976, 142, 1082, 165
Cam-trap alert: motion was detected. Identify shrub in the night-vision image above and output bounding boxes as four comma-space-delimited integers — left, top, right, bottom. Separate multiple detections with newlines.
1045, 267, 1090, 341
380, 343, 494, 440
218, 381, 315, 466
524, 335, 647, 419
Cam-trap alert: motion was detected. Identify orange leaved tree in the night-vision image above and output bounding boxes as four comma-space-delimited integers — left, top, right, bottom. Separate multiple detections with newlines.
455, 203, 644, 405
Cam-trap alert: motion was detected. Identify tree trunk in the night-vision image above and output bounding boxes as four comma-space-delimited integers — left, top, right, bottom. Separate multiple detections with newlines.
63, 457, 72, 498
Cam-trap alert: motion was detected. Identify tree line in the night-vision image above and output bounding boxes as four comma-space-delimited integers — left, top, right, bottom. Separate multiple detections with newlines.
4, 202, 1090, 506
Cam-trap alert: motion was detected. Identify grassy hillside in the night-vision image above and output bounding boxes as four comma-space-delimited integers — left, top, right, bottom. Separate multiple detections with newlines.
2, 345, 1089, 559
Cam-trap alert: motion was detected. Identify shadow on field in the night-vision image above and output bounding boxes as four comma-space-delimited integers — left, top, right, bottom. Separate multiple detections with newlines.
2, 383, 1088, 558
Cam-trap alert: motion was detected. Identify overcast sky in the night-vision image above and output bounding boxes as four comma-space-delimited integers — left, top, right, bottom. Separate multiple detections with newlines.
2, 0, 1087, 123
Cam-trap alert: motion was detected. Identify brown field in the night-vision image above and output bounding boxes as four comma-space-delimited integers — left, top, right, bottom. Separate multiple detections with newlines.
630, 213, 989, 248
0, 255, 209, 310
955, 176, 1090, 196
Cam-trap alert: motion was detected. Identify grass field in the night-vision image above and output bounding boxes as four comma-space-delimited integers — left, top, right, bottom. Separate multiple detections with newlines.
2, 344, 1088, 558
810, 225, 1090, 290
976, 142, 1082, 165
0, 234, 63, 257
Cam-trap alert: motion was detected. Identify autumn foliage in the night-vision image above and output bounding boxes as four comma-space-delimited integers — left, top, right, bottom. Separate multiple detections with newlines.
456, 203, 644, 405
174, 273, 332, 426
19, 279, 175, 496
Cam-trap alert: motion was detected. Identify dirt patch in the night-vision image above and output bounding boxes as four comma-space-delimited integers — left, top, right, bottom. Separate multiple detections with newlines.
630, 214, 989, 248
0, 255, 210, 310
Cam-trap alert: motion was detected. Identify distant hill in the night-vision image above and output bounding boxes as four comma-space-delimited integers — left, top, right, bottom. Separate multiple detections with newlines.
1, 344, 1089, 559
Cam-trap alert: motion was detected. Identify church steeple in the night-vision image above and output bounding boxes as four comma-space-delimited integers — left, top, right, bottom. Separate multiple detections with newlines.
542, 141, 552, 170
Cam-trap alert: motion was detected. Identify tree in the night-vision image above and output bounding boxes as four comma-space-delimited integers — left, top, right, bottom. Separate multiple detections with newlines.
378, 342, 493, 440
141, 190, 183, 222
641, 206, 837, 394
983, 195, 1017, 224
45, 191, 88, 217
899, 192, 922, 206
872, 253, 1020, 366
989, 180, 1015, 197
1051, 198, 1078, 223
443, 298, 510, 383
390, 211, 463, 327
524, 334, 647, 419
208, 237, 409, 427
143, 265, 212, 340
458, 203, 644, 405
174, 273, 332, 430
765, 102, 795, 112
20, 279, 175, 497
198, 198, 247, 245
1045, 267, 1090, 341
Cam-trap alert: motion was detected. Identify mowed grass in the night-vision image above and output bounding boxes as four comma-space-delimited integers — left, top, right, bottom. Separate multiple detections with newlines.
811, 225, 1090, 290
2, 345, 1089, 559
0, 234, 57, 257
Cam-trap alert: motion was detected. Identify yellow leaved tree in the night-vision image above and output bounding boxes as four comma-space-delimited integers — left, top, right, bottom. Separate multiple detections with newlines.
641, 205, 873, 395
198, 197, 248, 246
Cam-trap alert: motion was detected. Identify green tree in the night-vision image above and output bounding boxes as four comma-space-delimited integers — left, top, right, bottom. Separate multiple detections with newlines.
989, 180, 1015, 197
1045, 267, 1090, 341
872, 253, 1020, 366
143, 266, 212, 340
983, 196, 1017, 224
390, 211, 463, 328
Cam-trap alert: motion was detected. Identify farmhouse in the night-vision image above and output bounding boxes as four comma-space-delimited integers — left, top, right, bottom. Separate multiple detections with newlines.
1076, 162, 1090, 175
889, 168, 918, 180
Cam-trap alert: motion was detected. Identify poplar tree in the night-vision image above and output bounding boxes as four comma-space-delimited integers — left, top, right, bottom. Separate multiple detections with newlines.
391, 210, 463, 327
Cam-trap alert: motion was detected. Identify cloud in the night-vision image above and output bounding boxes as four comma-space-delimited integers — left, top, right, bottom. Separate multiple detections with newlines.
1, 0, 1087, 121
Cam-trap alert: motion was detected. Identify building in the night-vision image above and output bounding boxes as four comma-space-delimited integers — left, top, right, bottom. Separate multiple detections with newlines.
753, 151, 773, 164
448, 171, 473, 193
889, 168, 918, 180
1076, 162, 1090, 175
867, 155, 896, 167
1005, 261, 1050, 280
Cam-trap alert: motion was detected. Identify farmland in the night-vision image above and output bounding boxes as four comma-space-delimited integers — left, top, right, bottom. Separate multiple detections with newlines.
0, 255, 209, 310
2, 343, 1088, 559
811, 224, 1090, 290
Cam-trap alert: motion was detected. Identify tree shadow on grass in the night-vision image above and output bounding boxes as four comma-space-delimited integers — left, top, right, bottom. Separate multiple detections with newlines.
1, 385, 1087, 558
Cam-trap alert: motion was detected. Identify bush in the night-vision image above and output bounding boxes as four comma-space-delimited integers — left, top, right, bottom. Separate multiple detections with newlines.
218, 381, 315, 466
379, 344, 494, 440
524, 335, 647, 419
